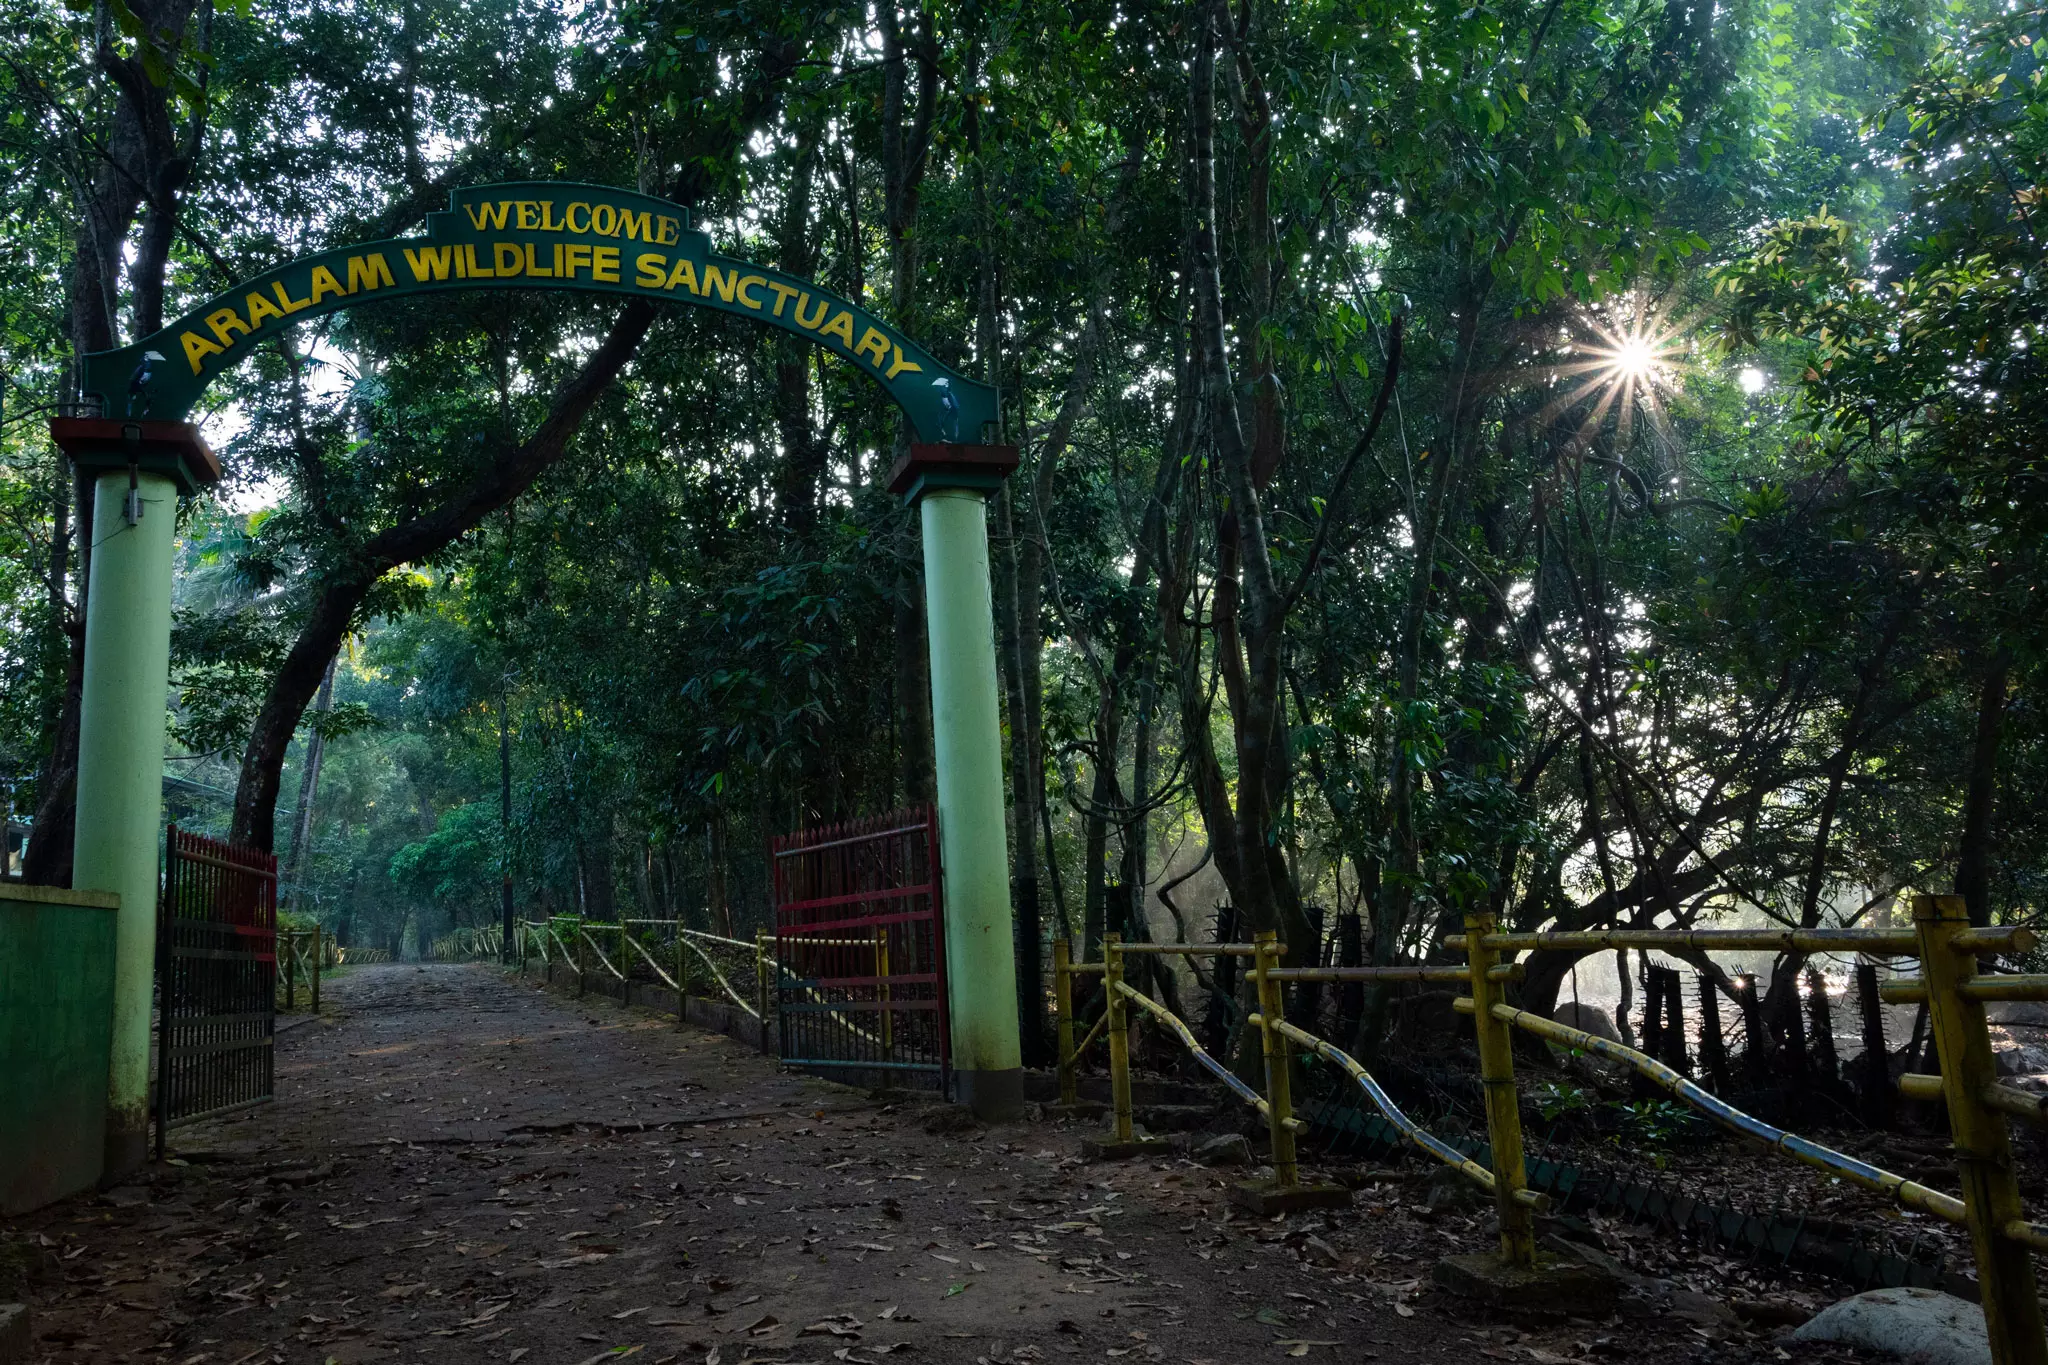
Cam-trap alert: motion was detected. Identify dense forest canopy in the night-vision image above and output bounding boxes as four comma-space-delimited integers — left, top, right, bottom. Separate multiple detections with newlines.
3, 0, 2044, 1051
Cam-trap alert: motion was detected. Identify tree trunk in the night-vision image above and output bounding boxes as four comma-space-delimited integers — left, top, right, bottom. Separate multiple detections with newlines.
879, 0, 941, 808
1955, 651, 2010, 928
281, 656, 337, 916
29, 0, 209, 880
1183, 5, 1312, 962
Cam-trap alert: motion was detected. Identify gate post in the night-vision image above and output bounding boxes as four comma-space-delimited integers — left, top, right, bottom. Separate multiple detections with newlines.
890, 444, 1024, 1120
53, 417, 220, 1179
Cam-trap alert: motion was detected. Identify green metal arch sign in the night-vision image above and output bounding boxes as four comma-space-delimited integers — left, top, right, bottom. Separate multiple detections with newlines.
83, 181, 999, 444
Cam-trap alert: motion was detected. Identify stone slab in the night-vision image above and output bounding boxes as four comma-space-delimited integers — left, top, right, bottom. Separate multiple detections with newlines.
0, 1303, 27, 1363
1045, 1101, 1109, 1119
1082, 1135, 1175, 1160
1230, 1180, 1354, 1215
1432, 1252, 1620, 1316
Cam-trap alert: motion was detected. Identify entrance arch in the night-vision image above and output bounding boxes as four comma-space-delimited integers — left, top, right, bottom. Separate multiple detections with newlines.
87, 180, 1000, 442
59, 184, 1024, 1174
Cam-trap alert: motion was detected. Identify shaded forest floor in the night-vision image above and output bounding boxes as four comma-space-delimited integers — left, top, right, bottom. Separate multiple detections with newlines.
1, 964, 1922, 1365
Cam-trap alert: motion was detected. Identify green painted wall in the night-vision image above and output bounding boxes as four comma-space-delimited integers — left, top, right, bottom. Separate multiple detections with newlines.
0, 883, 120, 1213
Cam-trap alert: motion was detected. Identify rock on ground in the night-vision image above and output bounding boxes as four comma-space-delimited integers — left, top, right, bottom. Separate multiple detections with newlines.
1192, 1132, 1251, 1166
1552, 1002, 1620, 1042
1791, 1287, 1991, 1365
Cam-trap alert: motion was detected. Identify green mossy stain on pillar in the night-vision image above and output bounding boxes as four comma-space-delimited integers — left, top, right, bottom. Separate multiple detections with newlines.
72, 470, 181, 1177
918, 488, 1023, 1114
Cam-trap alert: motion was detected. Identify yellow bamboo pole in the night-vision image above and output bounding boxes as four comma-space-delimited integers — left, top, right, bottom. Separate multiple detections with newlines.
1054, 939, 1078, 1106
1464, 911, 1535, 1268
1913, 895, 2045, 1365
675, 922, 689, 1025
757, 930, 773, 1055
1105, 934, 1134, 1144
1250, 933, 1298, 1188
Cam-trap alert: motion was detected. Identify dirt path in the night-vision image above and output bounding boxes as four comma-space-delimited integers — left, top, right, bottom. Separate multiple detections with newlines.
2, 963, 1882, 1365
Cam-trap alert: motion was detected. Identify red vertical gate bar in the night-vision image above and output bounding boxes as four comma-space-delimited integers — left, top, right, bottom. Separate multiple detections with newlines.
155, 824, 277, 1158
770, 807, 947, 1092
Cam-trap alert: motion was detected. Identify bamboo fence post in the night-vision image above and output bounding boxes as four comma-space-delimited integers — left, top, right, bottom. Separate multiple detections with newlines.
757, 930, 772, 1055
1104, 934, 1134, 1144
284, 930, 298, 1011
1464, 911, 1536, 1268
675, 922, 689, 1025
1252, 931, 1299, 1189
1054, 939, 1077, 1106
1913, 894, 2045, 1365
310, 924, 321, 1014
576, 918, 588, 997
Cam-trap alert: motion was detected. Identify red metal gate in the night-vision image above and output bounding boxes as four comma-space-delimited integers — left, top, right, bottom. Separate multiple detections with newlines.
156, 825, 277, 1155
770, 807, 947, 1089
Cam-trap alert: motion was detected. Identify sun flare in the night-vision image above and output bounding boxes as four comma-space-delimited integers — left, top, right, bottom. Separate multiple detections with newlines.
1529, 298, 1696, 461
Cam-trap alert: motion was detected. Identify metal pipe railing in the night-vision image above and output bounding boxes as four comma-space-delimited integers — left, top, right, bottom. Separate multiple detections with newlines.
1466, 998, 1968, 1224
1255, 1012, 1541, 1210
1114, 979, 1274, 1120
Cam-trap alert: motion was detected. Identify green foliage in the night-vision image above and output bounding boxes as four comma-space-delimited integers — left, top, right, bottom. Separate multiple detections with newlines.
3, 0, 2044, 985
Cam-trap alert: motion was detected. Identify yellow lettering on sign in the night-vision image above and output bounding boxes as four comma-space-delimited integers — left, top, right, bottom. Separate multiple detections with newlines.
853, 326, 889, 367
464, 200, 512, 231
884, 344, 924, 380
494, 243, 524, 276
664, 259, 699, 294
540, 201, 563, 232
272, 280, 313, 314
462, 244, 495, 278
700, 265, 741, 303
553, 243, 566, 276
564, 243, 593, 280
515, 201, 541, 230
592, 246, 621, 283
181, 330, 224, 374
734, 275, 766, 309
767, 281, 801, 317
619, 209, 654, 241
592, 204, 618, 236
308, 265, 348, 304
565, 202, 592, 234
657, 216, 681, 245
524, 242, 553, 278
403, 246, 455, 282
635, 253, 668, 288
346, 253, 395, 293
205, 307, 251, 346
793, 292, 829, 331
818, 309, 856, 349
245, 291, 286, 328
